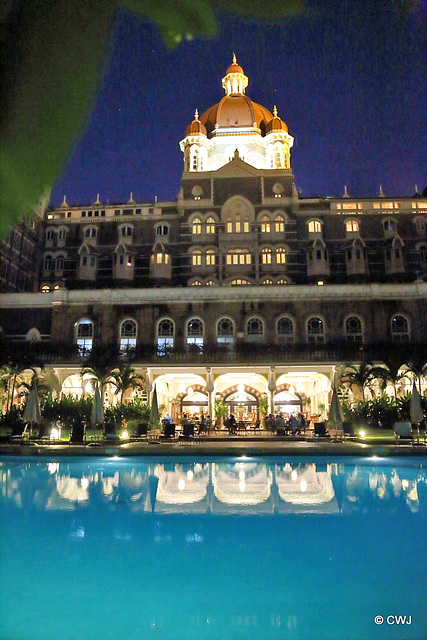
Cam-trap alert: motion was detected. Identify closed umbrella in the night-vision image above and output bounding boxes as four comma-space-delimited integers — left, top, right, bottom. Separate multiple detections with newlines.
149, 385, 159, 429
329, 387, 343, 440
23, 376, 41, 436
410, 381, 424, 443
91, 384, 104, 426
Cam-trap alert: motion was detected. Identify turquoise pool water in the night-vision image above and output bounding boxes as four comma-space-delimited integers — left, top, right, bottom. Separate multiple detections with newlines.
0, 456, 426, 640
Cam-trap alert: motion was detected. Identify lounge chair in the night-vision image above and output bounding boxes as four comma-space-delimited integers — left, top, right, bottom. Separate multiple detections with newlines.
343, 421, 355, 437
314, 422, 329, 438
70, 418, 85, 444
394, 421, 413, 444
161, 422, 176, 439
9, 421, 29, 443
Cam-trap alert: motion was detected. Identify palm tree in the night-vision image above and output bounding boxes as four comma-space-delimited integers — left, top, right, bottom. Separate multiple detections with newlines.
110, 364, 145, 405
80, 351, 117, 397
404, 351, 427, 394
339, 362, 377, 403
0, 363, 26, 414
374, 350, 411, 398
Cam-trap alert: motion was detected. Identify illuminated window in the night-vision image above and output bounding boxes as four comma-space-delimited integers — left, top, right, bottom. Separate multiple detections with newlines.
226, 250, 251, 265
192, 218, 202, 234
41, 285, 50, 293
391, 315, 410, 342
190, 280, 202, 286
243, 217, 250, 233
206, 217, 215, 234
261, 215, 271, 233
275, 216, 285, 233
277, 278, 288, 285
205, 280, 216, 286
308, 220, 322, 233
120, 319, 137, 351
226, 217, 233, 233
230, 279, 250, 285
206, 250, 216, 266
76, 319, 93, 354
157, 319, 174, 355
346, 220, 359, 232
192, 250, 202, 266
277, 316, 294, 344
276, 247, 286, 264
262, 279, 273, 285
235, 215, 241, 233
187, 318, 204, 348
342, 203, 357, 210
345, 316, 363, 343
307, 316, 325, 344
261, 248, 272, 264
217, 317, 234, 347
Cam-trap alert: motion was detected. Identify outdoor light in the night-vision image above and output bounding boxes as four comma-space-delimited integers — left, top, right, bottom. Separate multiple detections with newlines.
120, 429, 129, 439
187, 470, 194, 480
178, 479, 186, 491
291, 470, 298, 481
300, 480, 307, 492
50, 428, 60, 440
360, 430, 366, 438
317, 280, 324, 285
85, 381, 92, 394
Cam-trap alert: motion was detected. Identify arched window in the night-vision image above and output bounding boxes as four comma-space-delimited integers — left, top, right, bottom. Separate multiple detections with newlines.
226, 216, 233, 233
345, 316, 363, 343
192, 249, 202, 266
230, 279, 250, 285
383, 219, 396, 233
41, 285, 50, 293
76, 319, 93, 354
46, 229, 55, 240
217, 317, 234, 347
307, 316, 325, 344
277, 278, 288, 285
275, 215, 285, 233
156, 224, 169, 236
190, 280, 202, 286
308, 220, 322, 233
58, 228, 67, 240
277, 317, 294, 344
206, 250, 216, 266
121, 226, 133, 237
55, 255, 64, 271
206, 217, 215, 234
120, 319, 137, 351
235, 214, 241, 233
246, 317, 264, 343
262, 278, 273, 285
346, 220, 359, 233
205, 279, 217, 286
43, 255, 53, 270
157, 319, 174, 355
419, 246, 427, 263
391, 315, 410, 342
276, 247, 286, 264
192, 218, 202, 235
261, 215, 271, 233
187, 318, 204, 348
85, 227, 97, 238
261, 248, 272, 264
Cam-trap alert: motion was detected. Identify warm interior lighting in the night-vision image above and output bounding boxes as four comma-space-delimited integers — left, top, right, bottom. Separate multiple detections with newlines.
50, 428, 60, 440
317, 281, 324, 286
289, 385, 295, 396
239, 480, 246, 492
401, 480, 409, 490
238, 470, 245, 480
81, 477, 89, 490
187, 386, 193, 396
296, 382, 304, 393
186, 470, 194, 480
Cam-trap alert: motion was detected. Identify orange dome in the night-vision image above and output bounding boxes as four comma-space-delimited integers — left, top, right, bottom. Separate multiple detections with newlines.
226, 62, 244, 74
184, 109, 207, 137
265, 116, 288, 134
200, 95, 274, 135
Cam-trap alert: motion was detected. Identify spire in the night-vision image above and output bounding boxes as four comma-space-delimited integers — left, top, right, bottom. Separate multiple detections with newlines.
194, 108, 199, 121
232, 53, 237, 64
378, 185, 384, 198
128, 192, 136, 204
273, 105, 278, 117
292, 182, 299, 198
61, 194, 68, 208
94, 192, 101, 205
343, 185, 349, 198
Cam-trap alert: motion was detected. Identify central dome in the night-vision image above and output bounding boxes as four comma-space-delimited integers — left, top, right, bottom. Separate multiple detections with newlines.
200, 95, 274, 135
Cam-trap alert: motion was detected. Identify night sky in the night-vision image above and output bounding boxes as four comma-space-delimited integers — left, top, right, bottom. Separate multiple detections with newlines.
50, 0, 426, 207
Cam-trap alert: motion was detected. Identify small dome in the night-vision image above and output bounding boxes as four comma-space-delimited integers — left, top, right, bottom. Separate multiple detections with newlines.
226, 54, 244, 75
265, 106, 288, 133
185, 109, 207, 137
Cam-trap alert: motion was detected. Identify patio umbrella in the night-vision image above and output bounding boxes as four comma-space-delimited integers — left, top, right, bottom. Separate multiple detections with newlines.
329, 387, 344, 440
91, 384, 104, 426
23, 376, 41, 435
149, 385, 159, 428
410, 381, 424, 442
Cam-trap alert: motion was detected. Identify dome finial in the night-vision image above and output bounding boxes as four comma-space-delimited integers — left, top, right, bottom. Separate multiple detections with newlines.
61, 194, 68, 207
194, 108, 199, 121
378, 185, 384, 197
343, 185, 349, 198
273, 105, 278, 117
232, 53, 237, 65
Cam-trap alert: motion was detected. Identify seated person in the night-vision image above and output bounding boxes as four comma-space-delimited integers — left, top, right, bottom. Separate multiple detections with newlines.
289, 414, 300, 435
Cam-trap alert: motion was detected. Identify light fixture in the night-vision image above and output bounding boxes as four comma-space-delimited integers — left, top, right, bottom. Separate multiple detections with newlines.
120, 429, 129, 439
187, 470, 194, 480
50, 428, 60, 440
317, 280, 324, 286
360, 430, 366, 438
239, 480, 246, 492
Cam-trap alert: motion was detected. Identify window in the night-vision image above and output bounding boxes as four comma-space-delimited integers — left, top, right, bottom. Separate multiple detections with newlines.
307, 316, 325, 344
383, 220, 396, 232
226, 250, 251, 265
226, 217, 233, 233
420, 246, 427, 263
275, 216, 285, 233
192, 218, 202, 234
261, 215, 271, 233
230, 279, 250, 285
206, 250, 216, 266
192, 250, 202, 266
206, 217, 215, 234
55, 256, 64, 271
41, 285, 50, 293
120, 319, 137, 351
415, 218, 426, 235
85, 227, 97, 238
187, 318, 204, 348
346, 220, 359, 233
156, 224, 168, 236
76, 319, 93, 354
261, 248, 272, 264
217, 317, 234, 347
153, 252, 169, 265
243, 217, 250, 233
235, 214, 241, 233
43, 255, 52, 270
276, 247, 286, 264
246, 317, 264, 342
262, 279, 273, 285
58, 229, 67, 240
277, 317, 294, 344
277, 278, 288, 285
121, 226, 132, 237
308, 220, 322, 233
190, 280, 202, 286
391, 315, 410, 342
157, 319, 174, 355
46, 229, 54, 240
345, 316, 363, 343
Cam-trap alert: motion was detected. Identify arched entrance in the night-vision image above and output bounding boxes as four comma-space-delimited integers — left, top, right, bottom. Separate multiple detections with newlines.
223, 384, 260, 421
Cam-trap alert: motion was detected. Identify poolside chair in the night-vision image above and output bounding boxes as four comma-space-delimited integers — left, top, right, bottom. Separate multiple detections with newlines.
343, 421, 355, 437
161, 422, 176, 439
394, 421, 413, 445
314, 422, 329, 438
70, 417, 85, 444
9, 420, 29, 443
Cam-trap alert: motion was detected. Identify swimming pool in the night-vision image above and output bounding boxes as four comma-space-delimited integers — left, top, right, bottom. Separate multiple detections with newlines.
0, 456, 426, 640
